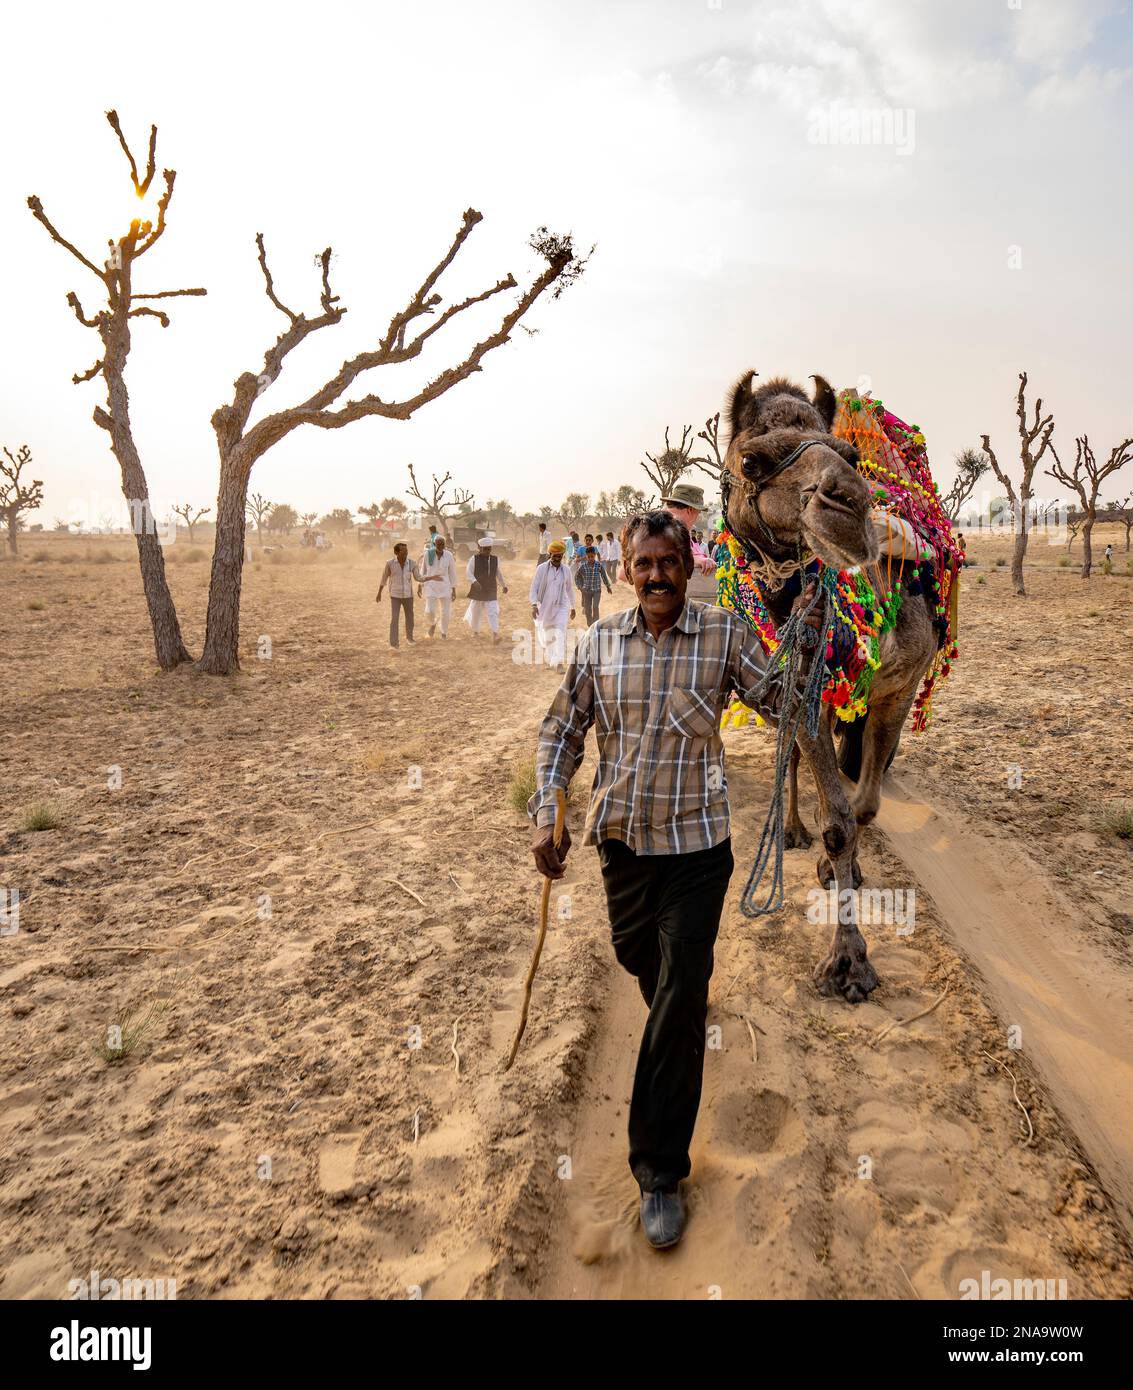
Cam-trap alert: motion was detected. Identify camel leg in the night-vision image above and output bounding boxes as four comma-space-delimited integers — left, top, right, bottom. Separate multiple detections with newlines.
784, 742, 813, 849
800, 720, 878, 1004
850, 692, 917, 827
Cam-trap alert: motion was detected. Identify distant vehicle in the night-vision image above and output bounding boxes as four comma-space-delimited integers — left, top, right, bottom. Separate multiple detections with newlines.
450, 525, 514, 560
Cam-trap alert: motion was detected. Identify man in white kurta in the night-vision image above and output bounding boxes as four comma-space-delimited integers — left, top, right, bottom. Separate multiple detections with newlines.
421, 535, 457, 638
528, 540, 575, 669
464, 535, 508, 640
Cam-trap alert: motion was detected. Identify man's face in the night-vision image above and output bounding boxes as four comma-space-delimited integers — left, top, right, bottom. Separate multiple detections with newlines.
394, 544, 407, 562
627, 530, 691, 626
549, 551, 563, 567
435, 538, 445, 555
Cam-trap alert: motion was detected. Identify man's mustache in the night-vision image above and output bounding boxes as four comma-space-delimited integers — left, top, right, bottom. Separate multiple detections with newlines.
643, 582, 676, 595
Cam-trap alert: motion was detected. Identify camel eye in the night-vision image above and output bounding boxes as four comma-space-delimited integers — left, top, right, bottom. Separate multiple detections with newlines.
741, 453, 759, 477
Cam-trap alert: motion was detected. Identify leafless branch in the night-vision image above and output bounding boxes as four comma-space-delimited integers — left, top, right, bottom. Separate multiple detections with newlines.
129, 307, 170, 327
257, 232, 298, 323
27, 195, 106, 281
135, 169, 177, 257
133, 287, 207, 300
66, 291, 100, 328
72, 359, 104, 385
105, 109, 157, 196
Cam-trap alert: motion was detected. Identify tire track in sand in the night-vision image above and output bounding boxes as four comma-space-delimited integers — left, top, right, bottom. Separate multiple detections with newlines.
875, 772, 1133, 1240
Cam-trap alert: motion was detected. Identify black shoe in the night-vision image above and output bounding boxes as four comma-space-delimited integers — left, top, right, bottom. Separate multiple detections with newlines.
640, 1186, 685, 1250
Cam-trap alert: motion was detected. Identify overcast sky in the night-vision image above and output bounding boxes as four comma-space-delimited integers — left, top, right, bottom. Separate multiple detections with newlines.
5, 0, 1132, 525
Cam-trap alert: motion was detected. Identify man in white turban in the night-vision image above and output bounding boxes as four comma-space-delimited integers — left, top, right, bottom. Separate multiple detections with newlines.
529, 539, 575, 669
464, 535, 509, 642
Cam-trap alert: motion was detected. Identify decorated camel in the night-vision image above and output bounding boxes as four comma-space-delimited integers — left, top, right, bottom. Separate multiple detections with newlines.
716, 373, 961, 1002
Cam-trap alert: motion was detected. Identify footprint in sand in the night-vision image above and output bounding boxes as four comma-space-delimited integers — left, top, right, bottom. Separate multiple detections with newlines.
318, 1130, 363, 1197
713, 1088, 801, 1156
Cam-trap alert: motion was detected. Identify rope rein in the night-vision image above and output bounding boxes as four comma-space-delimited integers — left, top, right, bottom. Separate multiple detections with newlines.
736, 572, 831, 918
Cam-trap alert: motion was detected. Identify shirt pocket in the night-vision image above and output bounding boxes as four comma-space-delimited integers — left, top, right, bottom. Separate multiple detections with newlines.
666, 686, 720, 742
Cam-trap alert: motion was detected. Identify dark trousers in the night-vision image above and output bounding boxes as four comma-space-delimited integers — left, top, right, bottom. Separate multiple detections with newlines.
598, 836, 734, 1192
581, 589, 601, 626
390, 596, 414, 647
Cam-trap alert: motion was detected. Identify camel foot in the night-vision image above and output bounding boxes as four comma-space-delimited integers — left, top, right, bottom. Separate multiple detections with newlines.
785, 821, 813, 850
813, 938, 879, 1004
816, 855, 862, 890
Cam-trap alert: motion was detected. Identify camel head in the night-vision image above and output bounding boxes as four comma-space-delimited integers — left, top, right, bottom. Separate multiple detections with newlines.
723, 372, 878, 572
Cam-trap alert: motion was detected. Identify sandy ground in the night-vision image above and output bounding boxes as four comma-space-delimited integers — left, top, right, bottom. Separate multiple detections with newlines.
1, 528, 1131, 1299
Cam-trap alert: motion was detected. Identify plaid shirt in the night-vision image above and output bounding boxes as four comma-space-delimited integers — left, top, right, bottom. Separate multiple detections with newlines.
529, 600, 780, 855
573, 559, 612, 593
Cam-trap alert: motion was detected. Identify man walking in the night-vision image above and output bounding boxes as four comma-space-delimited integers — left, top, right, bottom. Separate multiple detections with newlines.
421, 534, 457, 638
463, 535, 509, 642
376, 541, 442, 648
528, 511, 794, 1250
529, 539, 575, 669
573, 543, 613, 627
537, 521, 550, 563
603, 530, 620, 586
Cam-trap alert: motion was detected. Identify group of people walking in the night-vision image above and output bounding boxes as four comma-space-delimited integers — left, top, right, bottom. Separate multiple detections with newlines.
375, 484, 719, 656
375, 527, 508, 648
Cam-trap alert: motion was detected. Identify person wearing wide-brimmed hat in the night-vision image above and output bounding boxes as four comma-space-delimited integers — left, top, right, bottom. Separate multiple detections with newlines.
661, 482, 716, 599
660, 483, 714, 573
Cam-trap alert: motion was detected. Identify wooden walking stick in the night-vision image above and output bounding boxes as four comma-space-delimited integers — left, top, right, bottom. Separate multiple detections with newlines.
504, 788, 566, 1071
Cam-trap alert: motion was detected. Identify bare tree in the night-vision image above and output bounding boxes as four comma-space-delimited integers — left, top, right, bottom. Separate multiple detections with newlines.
1117, 492, 1133, 553
695, 413, 724, 477
641, 424, 716, 499
980, 372, 1056, 597
942, 446, 990, 521
1046, 435, 1132, 578
172, 502, 211, 543
0, 445, 45, 556
29, 111, 206, 666
300, 511, 318, 530
245, 492, 272, 547
197, 216, 586, 673
406, 465, 475, 542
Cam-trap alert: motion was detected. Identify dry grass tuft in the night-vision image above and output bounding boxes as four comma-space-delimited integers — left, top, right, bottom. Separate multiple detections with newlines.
94, 1000, 169, 1065
1097, 802, 1133, 840
18, 801, 63, 832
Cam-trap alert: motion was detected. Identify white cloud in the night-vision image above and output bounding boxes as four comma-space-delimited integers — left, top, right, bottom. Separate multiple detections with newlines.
1027, 63, 1130, 109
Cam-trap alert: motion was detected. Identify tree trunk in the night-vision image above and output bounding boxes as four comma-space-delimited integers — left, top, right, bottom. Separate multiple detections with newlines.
1010, 524, 1028, 596
198, 451, 251, 675
6, 511, 17, 556
103, 282, 192, 669
1080, 512, 1095, 578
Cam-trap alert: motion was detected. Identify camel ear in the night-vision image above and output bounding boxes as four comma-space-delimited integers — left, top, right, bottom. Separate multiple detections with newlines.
810, 375, 837, 430
728, 369, 757, 439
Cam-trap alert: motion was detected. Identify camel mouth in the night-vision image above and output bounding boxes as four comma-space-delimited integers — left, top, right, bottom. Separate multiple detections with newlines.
800, 493, 878, 572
